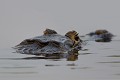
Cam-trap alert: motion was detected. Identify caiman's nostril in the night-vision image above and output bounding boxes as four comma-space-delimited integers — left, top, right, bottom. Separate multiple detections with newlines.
75, 36, 79, 41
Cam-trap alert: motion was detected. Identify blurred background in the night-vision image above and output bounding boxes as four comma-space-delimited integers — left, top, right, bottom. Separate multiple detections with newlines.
0, 0, 120, 48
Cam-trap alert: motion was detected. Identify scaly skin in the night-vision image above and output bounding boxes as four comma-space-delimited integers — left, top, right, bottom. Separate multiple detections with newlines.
14, 29, 82, 55
44, 28, 57, 35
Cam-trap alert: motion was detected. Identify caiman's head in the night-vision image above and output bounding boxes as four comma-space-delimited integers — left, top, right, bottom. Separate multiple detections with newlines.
65, 30, 81, 47
95, 29, 108, 35
44, 29, 57, 35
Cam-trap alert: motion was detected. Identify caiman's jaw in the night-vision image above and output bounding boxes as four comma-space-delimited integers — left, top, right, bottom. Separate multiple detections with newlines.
65, 30, 81, 47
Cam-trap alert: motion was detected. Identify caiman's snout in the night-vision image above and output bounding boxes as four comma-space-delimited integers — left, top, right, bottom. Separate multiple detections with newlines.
65, 30, 81, 47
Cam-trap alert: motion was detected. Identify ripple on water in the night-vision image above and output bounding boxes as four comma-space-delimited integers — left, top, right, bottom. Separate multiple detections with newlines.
45, 64, 60, 66
107, 55, 120, 57
114, 73, 120, 76
80, 53, 94, 55
71, 67, 91, 70
0, 66, 34, 69
0, 72, 37, 74
98, 61, 120, 63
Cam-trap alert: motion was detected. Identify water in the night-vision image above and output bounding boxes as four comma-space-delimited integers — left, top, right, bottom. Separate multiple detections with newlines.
0, 0, 120, 80
0, 36, 120, 80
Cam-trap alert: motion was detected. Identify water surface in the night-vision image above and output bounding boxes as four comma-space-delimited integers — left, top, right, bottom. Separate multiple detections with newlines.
0, 36, 120, 80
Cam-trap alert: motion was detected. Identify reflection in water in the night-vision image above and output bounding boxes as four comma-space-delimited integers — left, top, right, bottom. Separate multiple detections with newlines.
71, 67, 91, 70
22, 51, 79, 61
67, 53, 78, 61
80, 53, 93, 55
107, 55, 120, 57
67, 63, 77, 66
0, 52, 79, 61
45, 64, 60, 66
98, 61, 120, 63
115, 73, 120, 75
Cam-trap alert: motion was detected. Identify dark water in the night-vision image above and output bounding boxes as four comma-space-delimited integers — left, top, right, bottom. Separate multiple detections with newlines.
0, 37, 120, 80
